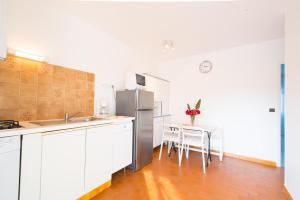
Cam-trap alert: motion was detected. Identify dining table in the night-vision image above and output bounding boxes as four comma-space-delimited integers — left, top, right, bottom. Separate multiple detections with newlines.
168, 124, 215, 167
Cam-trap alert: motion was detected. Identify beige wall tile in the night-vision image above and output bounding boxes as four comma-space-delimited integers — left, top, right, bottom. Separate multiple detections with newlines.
87, 73, 95, 82
0, 96, 19, 109
0, 109, 19, 120
52, 87, 65, 98
37, 107, 49, 120
0, 83, 19, 97
76, 71, 87, 80
0, 69, 20, 83
19, 96, 37, 109
37, 97, 50, 108
50, 98, 64, 109
0, 57, 20, 71
87, 81, 95, 91
20, 71, 37, 84
48, 108, 64, 119
53, 66, 66, 78
38, 85, 52, 97
38, 64, 53, 75
38, 74, 52, 85
19, 108, 37, 121
75, 79, 87, 90
19, 60, 38, 73
0, 55, 95, 121
20, 84, 37, 97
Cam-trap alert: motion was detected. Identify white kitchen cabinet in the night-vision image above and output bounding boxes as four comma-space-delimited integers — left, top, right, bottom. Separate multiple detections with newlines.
112, 123, 133, 173
85, 125, 113, 192
40, 129, 86, 200
153, 117, 164, 148
0, 0, 7, 59
20, 134, 42, 200
146, 75, 170, 116
146, 76, 159, 100
160, 81, 170, 116
163, 115, 172, 124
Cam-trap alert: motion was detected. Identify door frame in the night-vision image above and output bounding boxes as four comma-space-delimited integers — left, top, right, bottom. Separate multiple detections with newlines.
280, 64, 285, 167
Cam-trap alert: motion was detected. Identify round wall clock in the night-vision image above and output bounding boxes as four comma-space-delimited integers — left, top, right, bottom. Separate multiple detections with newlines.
199, 60, 213, 73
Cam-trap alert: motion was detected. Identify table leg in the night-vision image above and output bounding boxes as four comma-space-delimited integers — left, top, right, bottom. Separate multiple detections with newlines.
206, 131, 212, 167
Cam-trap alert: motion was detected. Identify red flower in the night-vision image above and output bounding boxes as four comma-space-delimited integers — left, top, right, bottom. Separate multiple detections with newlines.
186, 110, 192, 115
185, 109, 200, 116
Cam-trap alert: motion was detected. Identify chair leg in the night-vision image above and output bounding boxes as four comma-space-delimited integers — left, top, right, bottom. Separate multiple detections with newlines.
202, 146, 206, 174
186, 145, 190, 159
219, 138, 223, 161
178, 143, 181, 166
219, 150, 223, 162
167, 141, 171, 154
159, 141, 164, 160
206, 142, 209, 157
179, 143, 184, 166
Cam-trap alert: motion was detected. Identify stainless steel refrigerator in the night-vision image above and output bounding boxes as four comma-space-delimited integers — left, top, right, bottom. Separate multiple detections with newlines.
116, 89, 154, 171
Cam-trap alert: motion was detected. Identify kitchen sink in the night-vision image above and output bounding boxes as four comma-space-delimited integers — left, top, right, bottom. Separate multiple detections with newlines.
68, 117, 105, 123
30, 117, 105, 127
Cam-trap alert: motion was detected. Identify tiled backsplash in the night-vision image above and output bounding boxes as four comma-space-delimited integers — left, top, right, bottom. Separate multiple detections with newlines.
0, 55, 95, 121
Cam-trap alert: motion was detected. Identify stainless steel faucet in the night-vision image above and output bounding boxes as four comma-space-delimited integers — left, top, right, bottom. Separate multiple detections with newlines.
64, 112, 81, 122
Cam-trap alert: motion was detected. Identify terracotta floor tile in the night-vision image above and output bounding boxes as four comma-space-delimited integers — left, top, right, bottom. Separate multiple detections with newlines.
92, 147, 288, 200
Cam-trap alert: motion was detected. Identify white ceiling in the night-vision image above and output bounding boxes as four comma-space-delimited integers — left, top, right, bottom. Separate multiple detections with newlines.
23, 0, 286, 60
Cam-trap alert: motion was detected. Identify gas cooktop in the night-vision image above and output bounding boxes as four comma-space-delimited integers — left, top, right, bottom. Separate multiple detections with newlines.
0, 120, 22, 130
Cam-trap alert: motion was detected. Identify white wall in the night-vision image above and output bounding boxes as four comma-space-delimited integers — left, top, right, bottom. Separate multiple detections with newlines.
285, 0, 300, 199
158, 39, 284, 165
0, 0, 7, 59
6, 0, 157, 115
6, 0, 156, 89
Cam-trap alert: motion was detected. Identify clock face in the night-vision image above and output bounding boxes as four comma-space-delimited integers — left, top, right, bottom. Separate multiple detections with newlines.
199, 60, 213, 73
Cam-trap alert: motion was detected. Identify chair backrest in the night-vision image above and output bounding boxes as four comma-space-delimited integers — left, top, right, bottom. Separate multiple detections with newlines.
163, 123, 181, 137
181, 126, 206, 142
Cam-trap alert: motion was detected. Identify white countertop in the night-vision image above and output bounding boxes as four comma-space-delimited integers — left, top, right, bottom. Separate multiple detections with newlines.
0, 116, 134, 138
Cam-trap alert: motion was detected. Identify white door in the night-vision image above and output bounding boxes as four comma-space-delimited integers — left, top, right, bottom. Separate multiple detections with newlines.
85, 125, 113, 192
20, 134, 42, 200
41, 129, 86, 200
112, 123, 133, 173
160, 81, 170, 115
0, 0, 6, 59
153, 117, 164, 148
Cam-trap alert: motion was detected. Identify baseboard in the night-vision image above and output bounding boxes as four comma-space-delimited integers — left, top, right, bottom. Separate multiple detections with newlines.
78, 180, 111, 200
224, 152, 277, 168
155, 145, 277, 168
283, 185, 294, 200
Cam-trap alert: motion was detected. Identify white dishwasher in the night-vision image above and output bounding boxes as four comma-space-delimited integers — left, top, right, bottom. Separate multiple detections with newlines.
0, 136, 21, 200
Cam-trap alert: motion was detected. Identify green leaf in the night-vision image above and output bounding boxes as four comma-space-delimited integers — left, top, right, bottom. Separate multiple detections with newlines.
187, 104, 191, 111
195, 99, 201, 109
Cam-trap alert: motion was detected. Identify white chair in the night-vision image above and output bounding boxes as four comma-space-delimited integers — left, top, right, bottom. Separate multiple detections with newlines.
179, 126, 208, 173
158, 124, 182, 165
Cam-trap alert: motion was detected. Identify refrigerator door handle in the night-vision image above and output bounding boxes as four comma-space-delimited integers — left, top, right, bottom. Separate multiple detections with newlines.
137, 109, 153, 111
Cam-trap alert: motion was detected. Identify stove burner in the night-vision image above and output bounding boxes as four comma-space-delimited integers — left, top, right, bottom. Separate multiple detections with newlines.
0, 120, 22, 130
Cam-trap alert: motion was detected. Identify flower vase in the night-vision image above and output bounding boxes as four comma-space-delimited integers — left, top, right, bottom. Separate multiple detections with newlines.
190, 115, 195, 126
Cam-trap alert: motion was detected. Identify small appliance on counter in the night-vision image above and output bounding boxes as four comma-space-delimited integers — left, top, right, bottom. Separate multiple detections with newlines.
94, 99, 111, 117
116, 89, 154, 171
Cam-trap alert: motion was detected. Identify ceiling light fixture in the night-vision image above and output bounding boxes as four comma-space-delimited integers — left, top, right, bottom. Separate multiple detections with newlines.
162, 40, 175, 52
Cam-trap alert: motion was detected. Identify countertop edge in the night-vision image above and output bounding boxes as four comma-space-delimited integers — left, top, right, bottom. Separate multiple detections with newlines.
0, 117, 135, 138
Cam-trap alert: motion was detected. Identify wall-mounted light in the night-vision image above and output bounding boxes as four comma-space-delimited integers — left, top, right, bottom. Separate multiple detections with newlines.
15, 50, 45, 62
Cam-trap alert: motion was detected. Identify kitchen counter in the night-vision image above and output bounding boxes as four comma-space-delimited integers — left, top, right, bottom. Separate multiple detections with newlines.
0, 116, 134, 138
